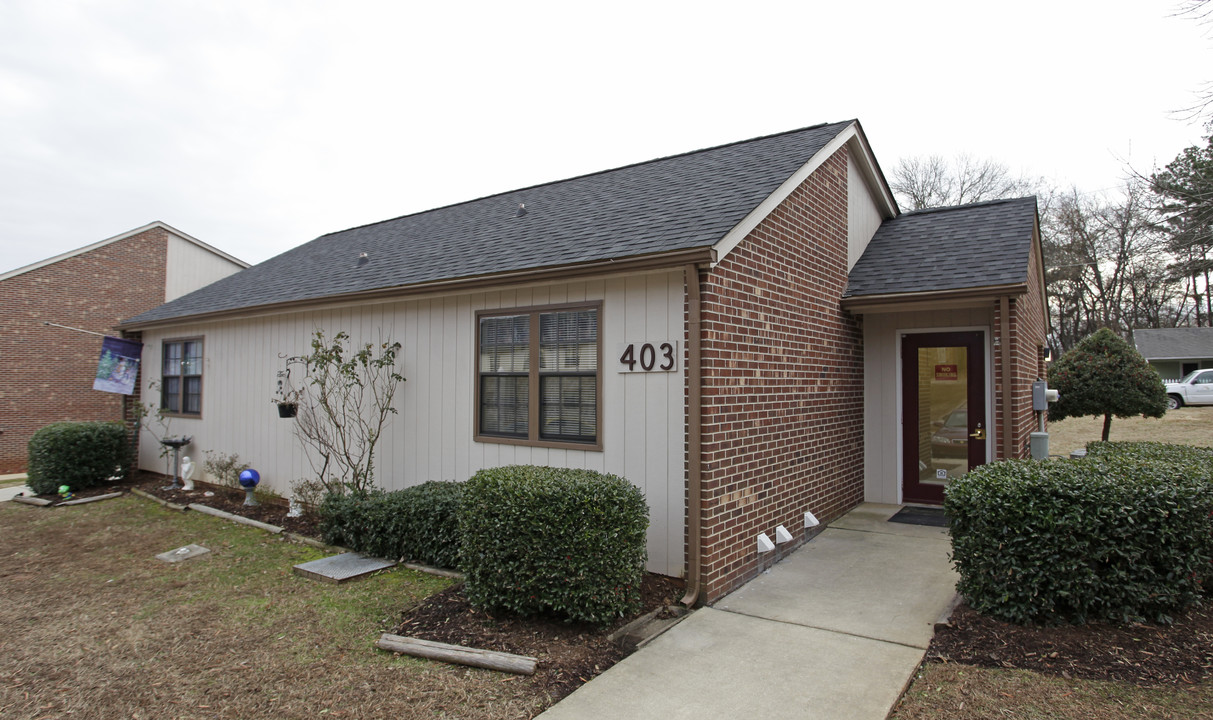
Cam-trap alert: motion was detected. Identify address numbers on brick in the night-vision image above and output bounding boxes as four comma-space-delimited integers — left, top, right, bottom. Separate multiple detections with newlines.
617, 341, 679, 373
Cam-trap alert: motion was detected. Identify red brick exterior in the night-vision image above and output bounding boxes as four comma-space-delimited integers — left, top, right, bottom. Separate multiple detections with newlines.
992, 240, 1049, 461
0, 229, 169, 473
696, 147, 865, 601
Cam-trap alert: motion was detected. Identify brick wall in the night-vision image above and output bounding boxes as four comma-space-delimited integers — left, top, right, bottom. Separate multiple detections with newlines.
0, 229, 169, 473
991, 237, 1049, 461
696, 147, 865, 601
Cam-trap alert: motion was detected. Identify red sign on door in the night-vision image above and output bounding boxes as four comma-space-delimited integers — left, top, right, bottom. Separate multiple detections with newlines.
935, 364, 958, 381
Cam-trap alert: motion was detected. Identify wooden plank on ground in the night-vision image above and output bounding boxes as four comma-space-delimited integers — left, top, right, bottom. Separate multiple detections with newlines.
376, 633, 537, 675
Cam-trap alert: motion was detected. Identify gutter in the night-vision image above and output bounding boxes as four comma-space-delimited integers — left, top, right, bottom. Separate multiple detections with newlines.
840, 282, 1029, 314
681, 262, 704, 608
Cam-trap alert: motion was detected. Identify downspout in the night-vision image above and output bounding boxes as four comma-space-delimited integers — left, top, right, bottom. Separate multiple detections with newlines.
1000, 295, 1014, 460
681, 263, 703, 608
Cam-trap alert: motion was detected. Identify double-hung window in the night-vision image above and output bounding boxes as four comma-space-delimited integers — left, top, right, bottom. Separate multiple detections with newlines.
162, 338, 203, 416
476, 304, 600, 449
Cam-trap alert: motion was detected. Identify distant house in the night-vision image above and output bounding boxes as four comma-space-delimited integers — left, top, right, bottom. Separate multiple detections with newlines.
120, 121, 1048, 603
1133, 327, 1213, 381
0, 222, 248, 473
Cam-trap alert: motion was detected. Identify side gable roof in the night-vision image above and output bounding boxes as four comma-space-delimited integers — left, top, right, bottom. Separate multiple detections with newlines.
1134, 327, 1213, 360
0, 221, 248, 282
122, 120, 887, 328
843, 197, 1040, 305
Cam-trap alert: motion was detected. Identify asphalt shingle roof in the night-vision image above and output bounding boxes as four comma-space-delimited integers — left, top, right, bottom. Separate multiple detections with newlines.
125, 121, 855, 326
844, 197, 1039, 299
1134, 327, 1213, 360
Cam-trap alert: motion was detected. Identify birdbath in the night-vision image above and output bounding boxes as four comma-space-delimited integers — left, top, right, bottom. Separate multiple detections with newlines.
159, 436, 193, 490
238, 469, 261, 506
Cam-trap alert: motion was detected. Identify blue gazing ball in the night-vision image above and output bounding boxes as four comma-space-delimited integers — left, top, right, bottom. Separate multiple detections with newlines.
238, 469, 261, 488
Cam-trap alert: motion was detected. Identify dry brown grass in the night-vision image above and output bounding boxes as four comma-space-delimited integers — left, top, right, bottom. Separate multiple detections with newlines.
0, 497, 554, 720
1046, 406, 1213, 456
892, 663, 1213, 720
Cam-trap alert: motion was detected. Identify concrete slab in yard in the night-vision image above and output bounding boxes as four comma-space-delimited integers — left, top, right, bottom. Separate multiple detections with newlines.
717, 525, 958, 649
156, 544, 211, 563
293, 553, 396, 584
540, 607, 924, 720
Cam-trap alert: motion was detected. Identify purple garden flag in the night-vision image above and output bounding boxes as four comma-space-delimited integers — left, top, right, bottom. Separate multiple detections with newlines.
93, 336, 143, 395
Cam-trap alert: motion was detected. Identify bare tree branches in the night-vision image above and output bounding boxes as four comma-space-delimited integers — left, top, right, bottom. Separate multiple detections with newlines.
890, 154, 1043, 211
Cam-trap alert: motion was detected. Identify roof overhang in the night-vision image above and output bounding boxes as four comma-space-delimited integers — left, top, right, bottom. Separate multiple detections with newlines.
840, 281, 1029, 314
119, 245, 716, 331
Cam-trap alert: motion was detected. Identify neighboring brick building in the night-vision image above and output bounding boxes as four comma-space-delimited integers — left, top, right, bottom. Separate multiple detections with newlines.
0, 223, 247, 473
118, 120, 1048, 603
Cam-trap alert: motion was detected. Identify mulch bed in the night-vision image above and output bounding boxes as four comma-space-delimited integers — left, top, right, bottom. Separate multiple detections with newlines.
928, 600, 1213, 686
392, 574, 685, 701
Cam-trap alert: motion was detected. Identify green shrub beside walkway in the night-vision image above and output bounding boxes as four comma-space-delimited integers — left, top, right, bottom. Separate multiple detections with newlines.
946, 442, 1213, 625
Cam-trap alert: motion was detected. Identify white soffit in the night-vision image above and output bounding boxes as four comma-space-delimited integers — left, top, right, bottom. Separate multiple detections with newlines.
710, 122, 897, 267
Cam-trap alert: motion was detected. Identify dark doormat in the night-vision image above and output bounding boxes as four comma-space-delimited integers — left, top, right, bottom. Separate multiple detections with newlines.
889, 506, 949, 527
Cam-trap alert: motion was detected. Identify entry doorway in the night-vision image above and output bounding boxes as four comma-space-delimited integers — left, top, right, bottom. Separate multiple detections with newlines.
901, 331, 987, 504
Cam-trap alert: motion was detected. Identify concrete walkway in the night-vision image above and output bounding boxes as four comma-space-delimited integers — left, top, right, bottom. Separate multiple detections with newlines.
539, 503, 958, 720
0, 474, 31, 502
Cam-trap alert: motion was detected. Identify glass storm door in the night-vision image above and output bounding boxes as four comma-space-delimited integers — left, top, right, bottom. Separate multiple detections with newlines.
901, 331, 987, 505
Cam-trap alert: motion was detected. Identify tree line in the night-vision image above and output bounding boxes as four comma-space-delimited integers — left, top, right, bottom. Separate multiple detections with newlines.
889, 128, 1213, 353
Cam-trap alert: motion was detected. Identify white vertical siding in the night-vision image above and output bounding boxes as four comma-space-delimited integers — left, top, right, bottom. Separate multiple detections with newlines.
861, 307, 994, 504
163, 234, 246, 301
137, 269, 688, 576
847, 153, 886, 272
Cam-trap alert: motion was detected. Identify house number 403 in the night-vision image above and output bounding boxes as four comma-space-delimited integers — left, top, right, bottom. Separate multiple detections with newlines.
617, 342, 679, 373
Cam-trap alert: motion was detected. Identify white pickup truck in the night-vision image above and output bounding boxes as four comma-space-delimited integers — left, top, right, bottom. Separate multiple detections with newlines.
1165, 369, 1213, 409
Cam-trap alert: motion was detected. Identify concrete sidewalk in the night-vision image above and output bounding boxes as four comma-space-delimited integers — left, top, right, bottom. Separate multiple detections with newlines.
0, 474, 31, 502
539, 503, 958, 720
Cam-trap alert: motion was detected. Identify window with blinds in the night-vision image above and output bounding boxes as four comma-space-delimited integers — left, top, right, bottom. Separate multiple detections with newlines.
477, 305, 600, 447
162, 338, 203, 416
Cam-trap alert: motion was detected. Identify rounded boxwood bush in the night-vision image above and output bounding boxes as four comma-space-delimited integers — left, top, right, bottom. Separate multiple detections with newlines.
27, 421, 131, 495
459, 465, 649, 625
946, 451, 1213, 625
319, 480, 464, 569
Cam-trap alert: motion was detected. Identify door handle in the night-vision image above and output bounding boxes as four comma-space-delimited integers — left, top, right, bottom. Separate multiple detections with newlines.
969, 424, 985, 440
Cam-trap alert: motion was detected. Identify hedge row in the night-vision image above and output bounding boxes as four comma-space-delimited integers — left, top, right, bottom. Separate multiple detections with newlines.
318, 466, 650, 625
27, 422, 131, 495
946, 444, 1213, 625
319, 481, 465, 569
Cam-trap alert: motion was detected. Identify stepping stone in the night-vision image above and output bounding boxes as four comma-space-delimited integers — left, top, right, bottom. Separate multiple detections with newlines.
293, 552, 396, 584
156, 544, 211, 563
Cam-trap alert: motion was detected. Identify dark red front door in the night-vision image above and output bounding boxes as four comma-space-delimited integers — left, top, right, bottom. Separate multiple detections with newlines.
901, 331, 987, 504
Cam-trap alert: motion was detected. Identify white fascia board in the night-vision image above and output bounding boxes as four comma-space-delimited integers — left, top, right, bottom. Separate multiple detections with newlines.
0, 221, 249, 282
710, 122, 897, 266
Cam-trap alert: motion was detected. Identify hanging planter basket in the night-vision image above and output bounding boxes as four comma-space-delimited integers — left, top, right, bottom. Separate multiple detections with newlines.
276, 402, 298, 418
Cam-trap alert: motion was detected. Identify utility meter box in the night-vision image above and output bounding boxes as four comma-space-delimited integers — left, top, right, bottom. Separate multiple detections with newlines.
1032, 379, 1059, 411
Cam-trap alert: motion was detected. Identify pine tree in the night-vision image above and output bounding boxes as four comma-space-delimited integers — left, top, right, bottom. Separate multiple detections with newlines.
1150, 133, 1213, 325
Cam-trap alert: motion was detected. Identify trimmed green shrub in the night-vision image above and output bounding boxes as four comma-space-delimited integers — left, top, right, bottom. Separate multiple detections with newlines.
459, 465, 649, 625
27, 421, 131, 495
1083, 440, 1213, 467
1047, 328, 1167, 441
318, 481, 464, 568
946, 452, 1213, 625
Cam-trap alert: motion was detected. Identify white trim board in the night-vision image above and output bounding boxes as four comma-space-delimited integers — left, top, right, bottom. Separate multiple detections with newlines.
710, 122, 898, 266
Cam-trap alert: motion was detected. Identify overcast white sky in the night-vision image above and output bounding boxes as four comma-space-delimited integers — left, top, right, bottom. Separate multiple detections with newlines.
1, 0, 1210, 272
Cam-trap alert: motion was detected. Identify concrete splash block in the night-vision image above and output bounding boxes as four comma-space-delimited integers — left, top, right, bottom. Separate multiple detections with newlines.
156, 544, 211, 563
294, 552, 396, 584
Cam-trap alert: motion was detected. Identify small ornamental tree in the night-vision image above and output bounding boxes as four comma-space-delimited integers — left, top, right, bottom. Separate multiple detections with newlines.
291, 330, 406, 495
1047, 327, 1167, 441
